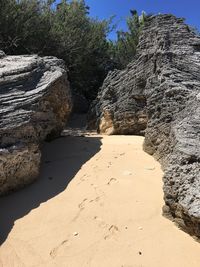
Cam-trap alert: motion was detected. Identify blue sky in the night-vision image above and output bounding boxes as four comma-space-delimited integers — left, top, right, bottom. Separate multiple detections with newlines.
57, 0, 200, 40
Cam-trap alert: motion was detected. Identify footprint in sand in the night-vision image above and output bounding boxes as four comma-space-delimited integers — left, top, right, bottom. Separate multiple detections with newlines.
89, 196, 100, 203
77, 195, 102, 213
107, 177, 117, 185
80, 174, 87, 181
104, 225, 120, 240
73, 191, 105, 222
50, 239, 69, 259
107, 162, 113, 168
77, 174, 89, 185
78, 198, 88, 209
71, 198, 88, 222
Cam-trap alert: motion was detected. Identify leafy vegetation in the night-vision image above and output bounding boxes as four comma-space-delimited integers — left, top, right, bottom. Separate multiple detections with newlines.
0, 0, 146, 100
109, 10, 146, 69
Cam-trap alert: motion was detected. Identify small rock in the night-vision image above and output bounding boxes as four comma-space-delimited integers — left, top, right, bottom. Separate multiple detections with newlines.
73, 232, 79, 236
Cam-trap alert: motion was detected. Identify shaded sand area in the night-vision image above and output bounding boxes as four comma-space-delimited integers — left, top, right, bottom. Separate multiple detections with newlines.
0, 134, 200, 267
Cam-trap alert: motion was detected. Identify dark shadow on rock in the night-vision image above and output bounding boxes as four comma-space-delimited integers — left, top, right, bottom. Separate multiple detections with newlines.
0, 135, 102, 245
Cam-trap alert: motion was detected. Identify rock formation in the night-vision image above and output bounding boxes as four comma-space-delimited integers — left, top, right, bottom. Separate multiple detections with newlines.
88, 69, 147, 135
90, 15, 200, 237
0, 52, 72, 195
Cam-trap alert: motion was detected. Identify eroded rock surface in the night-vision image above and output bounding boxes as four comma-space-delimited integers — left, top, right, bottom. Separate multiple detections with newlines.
88, 68, 147, 135
0, 52, 72, 194
90, 15, 200, 237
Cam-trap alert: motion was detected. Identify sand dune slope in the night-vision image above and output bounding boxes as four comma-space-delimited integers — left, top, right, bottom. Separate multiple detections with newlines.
0, 135, 200, 267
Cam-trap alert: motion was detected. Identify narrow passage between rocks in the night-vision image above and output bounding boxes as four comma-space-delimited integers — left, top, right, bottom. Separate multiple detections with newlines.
0, 124, 200, 267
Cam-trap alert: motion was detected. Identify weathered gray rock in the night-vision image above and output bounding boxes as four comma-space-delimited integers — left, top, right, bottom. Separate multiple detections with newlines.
88, 68, 147, 135
90, 15, 200, 237
0, 52, 72, 194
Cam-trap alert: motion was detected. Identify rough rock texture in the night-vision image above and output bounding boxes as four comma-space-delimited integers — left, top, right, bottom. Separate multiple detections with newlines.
88, 69, 147, 135
0, 52, 72, 194
90, 15, 200, 237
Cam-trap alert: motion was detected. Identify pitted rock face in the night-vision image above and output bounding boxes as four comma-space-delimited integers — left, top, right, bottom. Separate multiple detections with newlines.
89, 66, 148, 135
90, 14, 200, 237
0, 53, 72, 194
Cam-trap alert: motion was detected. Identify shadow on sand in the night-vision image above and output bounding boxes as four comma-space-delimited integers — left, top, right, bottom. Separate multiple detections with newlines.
0, 135, 102, 245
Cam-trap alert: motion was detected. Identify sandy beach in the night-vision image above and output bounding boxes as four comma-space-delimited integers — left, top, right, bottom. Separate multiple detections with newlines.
0, 134, 200, 267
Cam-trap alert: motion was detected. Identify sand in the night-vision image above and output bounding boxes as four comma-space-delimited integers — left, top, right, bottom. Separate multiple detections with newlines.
0, 134, 200, 267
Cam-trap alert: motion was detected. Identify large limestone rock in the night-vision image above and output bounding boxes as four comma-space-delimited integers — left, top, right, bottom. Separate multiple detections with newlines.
90, 15, 200, 237
88, 68, 147, 135
0, 52, 72, 194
